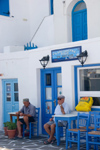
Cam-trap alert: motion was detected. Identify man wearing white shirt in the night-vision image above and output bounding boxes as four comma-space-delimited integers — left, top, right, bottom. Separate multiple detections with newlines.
44, 95, 70, 145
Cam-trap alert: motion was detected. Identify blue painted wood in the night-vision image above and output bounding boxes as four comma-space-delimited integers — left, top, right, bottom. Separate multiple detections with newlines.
0, 0, 9, 16
2, 79, 19, 123
72, 1, 87, 42
24, 42, 38, 51
50, 0, 53, 15
41, 67, 61, 134
74, 64, 100, 110
66, 113, 89, 150
23, 108, 40, 138
55, 114, 77, 146
86, 114, 100, 149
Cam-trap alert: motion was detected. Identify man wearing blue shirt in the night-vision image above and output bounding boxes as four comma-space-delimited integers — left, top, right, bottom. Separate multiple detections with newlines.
16, 98, 36, 139
44, 95, 70, 144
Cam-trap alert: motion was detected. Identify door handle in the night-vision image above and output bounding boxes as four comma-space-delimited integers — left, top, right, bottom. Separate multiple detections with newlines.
53, 99, 56, 107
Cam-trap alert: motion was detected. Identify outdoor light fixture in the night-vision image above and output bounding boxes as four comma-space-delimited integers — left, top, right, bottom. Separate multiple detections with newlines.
39, 55, 49, 69
77, 50, 88, 67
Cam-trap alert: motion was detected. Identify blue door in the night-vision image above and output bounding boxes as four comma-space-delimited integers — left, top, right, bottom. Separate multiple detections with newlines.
72, 1, 87, 42
2, 79, 19, 122
41, 68, 62, 134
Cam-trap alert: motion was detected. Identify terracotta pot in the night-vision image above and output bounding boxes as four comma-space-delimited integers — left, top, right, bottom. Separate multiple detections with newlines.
4, 127, 8, 136
7, 129, 16, 139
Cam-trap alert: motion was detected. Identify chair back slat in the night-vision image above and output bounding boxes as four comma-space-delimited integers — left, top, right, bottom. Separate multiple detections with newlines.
77, 113, 90, 131
89, 111, 100, 127
94, 114, 100, 131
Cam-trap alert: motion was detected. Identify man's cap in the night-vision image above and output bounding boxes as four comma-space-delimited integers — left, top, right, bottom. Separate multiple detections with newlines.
23, 98, 29, 102
57, 95, 65, 99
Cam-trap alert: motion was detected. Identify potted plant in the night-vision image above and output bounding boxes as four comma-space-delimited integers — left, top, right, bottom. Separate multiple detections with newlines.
3, 122, 10, 136
7, 122, 17, 139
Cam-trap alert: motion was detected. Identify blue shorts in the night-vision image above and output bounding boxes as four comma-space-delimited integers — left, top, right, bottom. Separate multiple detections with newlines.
47, 120, 68, 127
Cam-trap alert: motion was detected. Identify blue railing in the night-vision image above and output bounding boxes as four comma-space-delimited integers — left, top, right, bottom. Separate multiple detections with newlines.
24, 42, 38, 51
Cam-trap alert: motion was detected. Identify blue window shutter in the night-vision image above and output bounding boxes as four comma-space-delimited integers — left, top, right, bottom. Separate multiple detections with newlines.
0, 0, 9, 16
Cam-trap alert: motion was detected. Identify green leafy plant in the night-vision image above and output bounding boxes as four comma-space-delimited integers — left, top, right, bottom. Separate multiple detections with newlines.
7, 122, 17, 130
3, 122, 10, 127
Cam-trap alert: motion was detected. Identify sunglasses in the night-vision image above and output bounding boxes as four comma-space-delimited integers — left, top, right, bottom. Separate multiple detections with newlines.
58, 98, 62, 100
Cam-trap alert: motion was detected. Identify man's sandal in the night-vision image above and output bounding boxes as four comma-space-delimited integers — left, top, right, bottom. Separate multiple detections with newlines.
51, 138, 56, 144
43, 140, 52, 145
24, 129, 30, 133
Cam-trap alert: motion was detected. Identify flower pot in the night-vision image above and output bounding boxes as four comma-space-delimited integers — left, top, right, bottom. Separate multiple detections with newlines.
7, 129, 16, 139
4, 127, 8, 136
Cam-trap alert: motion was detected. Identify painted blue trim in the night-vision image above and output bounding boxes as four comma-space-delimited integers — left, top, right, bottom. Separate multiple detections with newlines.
72, 0, 87, 42
2, 79, 19, 123
50, 0, 53, 15
0, 0, 10, 17
74, 63, 100, 110
41, 67, 61, 134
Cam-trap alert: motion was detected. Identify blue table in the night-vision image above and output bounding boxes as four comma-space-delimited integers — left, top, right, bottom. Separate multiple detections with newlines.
54, 113, 77, 146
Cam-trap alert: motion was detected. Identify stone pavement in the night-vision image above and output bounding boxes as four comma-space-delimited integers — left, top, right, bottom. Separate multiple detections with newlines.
0, 130, 95, 150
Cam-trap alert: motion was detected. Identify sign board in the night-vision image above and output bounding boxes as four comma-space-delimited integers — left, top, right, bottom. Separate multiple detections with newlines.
51, 46, 81, 62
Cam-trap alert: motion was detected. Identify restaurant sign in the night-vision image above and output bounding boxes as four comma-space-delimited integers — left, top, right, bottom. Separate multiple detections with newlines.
51, 46, 81, 62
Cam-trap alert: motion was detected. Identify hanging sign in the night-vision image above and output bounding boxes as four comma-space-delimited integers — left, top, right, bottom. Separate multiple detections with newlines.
51, 46, 81, 62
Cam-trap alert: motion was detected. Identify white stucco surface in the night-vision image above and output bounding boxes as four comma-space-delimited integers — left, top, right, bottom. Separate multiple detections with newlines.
0, 0, 50, 52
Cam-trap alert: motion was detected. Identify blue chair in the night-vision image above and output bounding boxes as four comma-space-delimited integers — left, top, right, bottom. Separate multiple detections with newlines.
89, 111, 100, 131
23, 108, 40, 138
86, 114, 100, 150
66, 113, 90, 150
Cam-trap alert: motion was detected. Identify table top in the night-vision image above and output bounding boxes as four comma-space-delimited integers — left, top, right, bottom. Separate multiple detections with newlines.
52, 111, 78, 118
52, 111, 90, 118
8, 112, 17, 114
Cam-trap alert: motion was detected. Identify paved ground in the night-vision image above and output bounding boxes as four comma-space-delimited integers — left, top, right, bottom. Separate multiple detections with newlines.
0, 130, 96, 150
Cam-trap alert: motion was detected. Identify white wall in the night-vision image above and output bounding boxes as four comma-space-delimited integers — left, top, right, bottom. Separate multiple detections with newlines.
53, 0, 100, 44
29, 0, 50, 40
86, 0, 100, 39
0, 0, 50, 53
0, 37, 100, 131
31, 15, 54, 48
0, 0, 31, 53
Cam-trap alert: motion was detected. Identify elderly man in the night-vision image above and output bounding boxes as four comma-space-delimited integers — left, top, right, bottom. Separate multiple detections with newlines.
44, 95, 70, 144
16, 98, 36, 139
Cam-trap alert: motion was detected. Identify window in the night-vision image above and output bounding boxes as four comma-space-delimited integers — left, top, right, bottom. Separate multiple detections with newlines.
79, 68, 100, 91
77, 66, 100, 108
0, 0, 10, 17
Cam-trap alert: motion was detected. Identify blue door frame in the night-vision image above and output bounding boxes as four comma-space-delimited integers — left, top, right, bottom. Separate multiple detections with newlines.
41, 67, 62, 134
50, 0, 53, 14
72, 1, 87, 42
2, 79, 19, 123
74, 64, 100, 111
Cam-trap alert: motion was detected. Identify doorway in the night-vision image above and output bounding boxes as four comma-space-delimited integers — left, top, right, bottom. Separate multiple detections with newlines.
41, 68, 62, 134
2, 79, 19, 122
72, 1, 87, 42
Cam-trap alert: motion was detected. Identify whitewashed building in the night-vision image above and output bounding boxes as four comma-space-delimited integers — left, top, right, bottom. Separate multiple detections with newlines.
0, 0, 100, 134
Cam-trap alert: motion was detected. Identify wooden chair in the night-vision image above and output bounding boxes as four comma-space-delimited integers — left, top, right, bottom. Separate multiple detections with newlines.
23, 108, 40, 138
66, 113, 90, 150
86, 114, 100, 150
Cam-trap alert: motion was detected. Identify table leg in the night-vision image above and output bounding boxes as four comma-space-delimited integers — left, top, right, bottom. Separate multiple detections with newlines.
10, 114, 12, 122
17, 115, 19, 121
55, 119, 60, 146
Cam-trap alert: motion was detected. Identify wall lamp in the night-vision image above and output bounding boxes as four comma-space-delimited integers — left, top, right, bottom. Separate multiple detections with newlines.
39, 55, 49, 69
77, 50, 88, 67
